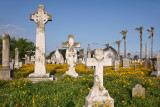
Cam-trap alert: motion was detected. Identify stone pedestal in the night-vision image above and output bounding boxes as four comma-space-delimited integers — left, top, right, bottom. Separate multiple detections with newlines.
0, 68, 14, 79
84, 49, 114, 107
0, 33, 13, 79
122, 57, 130, 67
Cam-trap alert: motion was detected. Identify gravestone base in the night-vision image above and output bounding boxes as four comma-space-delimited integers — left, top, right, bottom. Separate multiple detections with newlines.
27, 74, 55, 83
64, 70, 79, 78
84, 86, 114, 107
122, 58, 130, 68
0, 68, 14, 79
151, 71, 160, 77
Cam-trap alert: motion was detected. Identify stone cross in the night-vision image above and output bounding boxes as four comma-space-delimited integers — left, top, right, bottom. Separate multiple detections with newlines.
0, 33, 13, 79
145, 43, 148, 59
62, 35, 81, 77
84, 49, 114, 107
29, 5, 52, 80
14, 48, 20, 68
132, 84, 145, 98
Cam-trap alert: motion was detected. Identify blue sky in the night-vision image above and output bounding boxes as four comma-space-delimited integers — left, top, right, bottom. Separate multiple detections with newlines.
0, 0, 160, 58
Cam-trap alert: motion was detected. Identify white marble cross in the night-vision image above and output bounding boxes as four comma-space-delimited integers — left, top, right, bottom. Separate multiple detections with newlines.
84, 49, 114, 107
86, 49, 108, 88
62, 35, 81, 77
29, 5, 52, 77
62, 35, 81, 48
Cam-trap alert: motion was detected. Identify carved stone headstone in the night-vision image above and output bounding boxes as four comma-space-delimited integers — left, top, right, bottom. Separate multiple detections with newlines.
14, 48, 20, 68
84, 49, 114, 107
62, 35, 81, 78
28, 5, 53, 82
0, 33, 13, 79
115, 60, 119, 71
31, 55, 35, 64
122, 57, 130, 67
150, 54, 160, 77
132, 84, 145, 98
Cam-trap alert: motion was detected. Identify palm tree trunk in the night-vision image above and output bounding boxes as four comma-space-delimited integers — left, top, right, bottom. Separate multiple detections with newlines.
140, 37, 142, 62
151, 36, 153, 58
124, 38, 126, 57
118, 44, 120, 60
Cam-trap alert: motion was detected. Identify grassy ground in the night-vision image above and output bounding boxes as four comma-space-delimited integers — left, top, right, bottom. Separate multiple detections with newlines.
0, 63, 159, 107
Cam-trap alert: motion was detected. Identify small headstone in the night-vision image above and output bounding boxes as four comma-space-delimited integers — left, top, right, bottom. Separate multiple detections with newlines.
122, 57, 130, 67
134, 64, 137, 70
115, 60, 119, 71
132, 84, 145, 98
150, 54, 160, 77
10, 62, 14, 70
19, 62, 22, 68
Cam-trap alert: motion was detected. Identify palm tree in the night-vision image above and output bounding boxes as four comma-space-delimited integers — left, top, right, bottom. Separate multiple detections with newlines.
105, 43, 109, 47
120, 29, 128, 58
115, 40, 122, 60
147, 27, 154, 58
135, 26, 143, 62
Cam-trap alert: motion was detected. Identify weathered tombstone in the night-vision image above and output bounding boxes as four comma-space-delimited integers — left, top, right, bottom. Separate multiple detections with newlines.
150, 54, 160, 77
14, 48, 20, 68
132, 84, 145, 98
19, 62, 23, 68
10, 62, 14, 70
25, 54, 31, 64
122, 57, 130, 67
28, 5, 54, 82
134, 64, 137, 70
62, 35, 81, 78
0, 33, 14, 79
84, 49, 114, 107
31, 55, 35, 64
115, 60, 119, 71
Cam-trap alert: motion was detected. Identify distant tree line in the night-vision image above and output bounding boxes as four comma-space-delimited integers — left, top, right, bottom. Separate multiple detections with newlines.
0, 37, 35, 60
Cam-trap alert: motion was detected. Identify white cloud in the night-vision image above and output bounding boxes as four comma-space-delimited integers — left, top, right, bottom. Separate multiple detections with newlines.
0, 24, 35, 42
